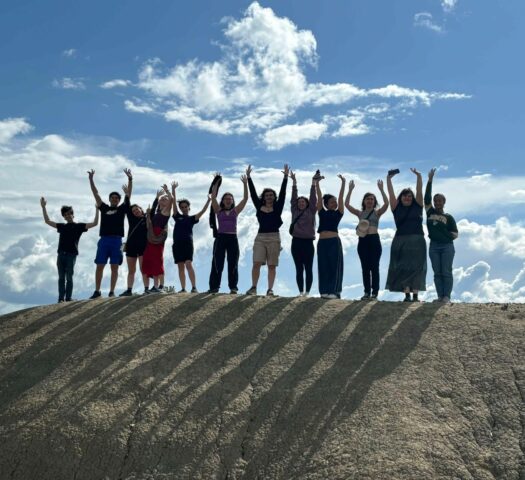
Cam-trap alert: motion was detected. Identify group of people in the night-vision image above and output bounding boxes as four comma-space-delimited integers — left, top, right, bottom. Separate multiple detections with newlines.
41, 165, 458, 303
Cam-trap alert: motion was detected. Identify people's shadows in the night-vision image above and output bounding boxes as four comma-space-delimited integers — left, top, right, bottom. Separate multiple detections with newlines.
0, 295, 163, 412
240, 301, 442, 478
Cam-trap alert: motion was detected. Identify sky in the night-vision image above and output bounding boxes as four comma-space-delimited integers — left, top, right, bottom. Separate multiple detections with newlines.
1, 0, 525, 313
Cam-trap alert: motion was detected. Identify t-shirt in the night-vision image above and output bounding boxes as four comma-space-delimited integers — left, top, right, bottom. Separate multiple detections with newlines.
317, 209, 343, 233
125, 197, 147, 245
99, 200, 128, 237
426, 208, 458, 243
393, 202, 424, 236
173, 213, 199, 241
56, 223, 88, 255
248, 176, 288, 233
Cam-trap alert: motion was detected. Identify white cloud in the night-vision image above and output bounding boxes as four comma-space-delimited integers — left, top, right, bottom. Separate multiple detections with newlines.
100, 79, 132, 89
52, 77, 86, 90
261, 121, 328, 150
103, 2, 467, 149
124, 99, 155, 114
442, 0, 458, 13
0, 117, 33, 144
62, 48, 77, 58
414, 12, 443, 33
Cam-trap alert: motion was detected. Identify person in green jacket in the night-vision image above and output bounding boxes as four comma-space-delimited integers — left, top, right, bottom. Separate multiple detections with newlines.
425, 168, 458, 303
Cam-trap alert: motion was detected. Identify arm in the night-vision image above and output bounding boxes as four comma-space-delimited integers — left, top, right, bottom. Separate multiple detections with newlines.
448, 216, 459, 240
344, 180, 361, 217
275, 164, 289, 214
424, 168, 435, 211
387, 172, 397, 211
247, 165, 261, 209
171, 181, 179, 216
309, 183, 317, 212
211, 181, 221, 213
337, 174, 346, 214
376, 180, 390, 217
290, 171, 298, 208
316, 179, 323, 212
411, 168, 424, 206
123, 168, 133, 199
151, 195, 159, 220
161, 184, 173, 216
86, 206, 99, 229
40, 197, 57, 228
235, 175, 249, 214
195, 196, 212, 220
87, 169, 102, 207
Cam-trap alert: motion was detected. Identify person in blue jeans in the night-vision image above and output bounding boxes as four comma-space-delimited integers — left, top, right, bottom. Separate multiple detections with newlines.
41, 197, 99, 302
425, 168, 458, 303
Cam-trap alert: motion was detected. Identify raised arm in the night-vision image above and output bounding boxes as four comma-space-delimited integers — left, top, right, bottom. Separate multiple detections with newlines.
40, 197, 57, 228
171, 181, 179, 216
316, 179, 323, 212
160, 184, 173, 216
387, 171, 398, 211
337, 174, 346, 214
123, 168, 133, 199
151, 194, 160, 220
376, 179, 390, 217
210, 180, 221, 213
87, 169, 103, 207
290, 171, 298, 209
86, 206, 99, 229
235, 174, 249, 214
246, 165, 261, 209
195, 195, 212, 220
344, 180, 361, 216
276, 164, 289, 214
411, 168, 424, 206
425, 168, 435, 211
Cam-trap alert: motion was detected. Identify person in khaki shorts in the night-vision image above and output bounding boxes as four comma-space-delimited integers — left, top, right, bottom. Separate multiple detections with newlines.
245, 163, 289, 296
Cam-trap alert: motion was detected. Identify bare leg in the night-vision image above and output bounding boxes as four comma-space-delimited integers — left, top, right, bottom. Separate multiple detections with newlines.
177, 263, 186, 290
138, 257, 147, 288
251, 262, 262, 288
127, 257, 137, 289
268, 265, 277, 290
95, 264, 105, 291
153, 275, 159, 288
159, 274, 164, 287
186, 261, 196, 288
110, 264, 119, 292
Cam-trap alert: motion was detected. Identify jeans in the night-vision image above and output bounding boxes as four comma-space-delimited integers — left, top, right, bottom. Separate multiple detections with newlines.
209, 234, 239, 290
57, 252, 77, 301
291, 237, 315, 293
429, 241, 455, 298
357, 234, 382, 295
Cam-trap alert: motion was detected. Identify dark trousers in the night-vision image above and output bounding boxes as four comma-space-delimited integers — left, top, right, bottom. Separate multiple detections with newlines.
57, 252, 77, 301
291, 237, 315, 293
317, 237, 343, 296
209, 234, 239, 290
357, 234, 382, 295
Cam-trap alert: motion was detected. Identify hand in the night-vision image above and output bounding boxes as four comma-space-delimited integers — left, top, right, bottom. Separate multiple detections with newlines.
122, 184, 129, 196
428, 168, 436, 181
348, 180, 355, 191
156, 189, 164, 199
289, 170, 296, 183
87, 169, 95, 180
40, 197, 46, 208
246, 165, 253, 178
123, 168, 132, 180
410, 168, 422, 176
171, 181, 178, 191
146, 204, 151, 215
162, 184, 169, 194
240, 174, 248, 185
282, 164, 290, 177
387, 170, 398, 179
337, 174, 346, 183
377, 179, 384, 191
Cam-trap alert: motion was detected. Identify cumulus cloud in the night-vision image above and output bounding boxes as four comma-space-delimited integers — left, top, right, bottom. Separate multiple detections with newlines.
100, 79, 132, 89
52, 77, 86, 90
106, 2, 468, 149
0, 117, 33, 144
124, 99, 155, 114
442, 0, 458, 13
414, 12, 443, 33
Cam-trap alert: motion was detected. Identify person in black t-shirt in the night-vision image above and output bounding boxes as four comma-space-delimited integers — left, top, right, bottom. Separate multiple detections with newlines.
41, 197, 99, 302
87, 168, 132, 299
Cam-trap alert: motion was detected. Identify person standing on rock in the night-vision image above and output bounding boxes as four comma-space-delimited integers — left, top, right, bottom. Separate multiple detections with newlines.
425, 168, 458, 303
345, 179, 389, 300
207, 173, 249, 294
385, 168, 427, 302
245, 164, 289, 296
171, 181, 211, 293
87, 168, 132, 299
316, 174, 346, 299
119, 183, 149, 297
289, 170, 319, 297
41, 197, 99, 302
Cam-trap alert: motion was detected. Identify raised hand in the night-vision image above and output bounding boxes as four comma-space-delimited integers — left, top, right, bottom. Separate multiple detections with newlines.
40, 197, 46, 208
171, 181, 179, 191
282, 164, 290, 177
337, 174, 346, 183
87, 169, 95, 180
377, 179, 384, 191
123, 168, 132, 180
240, 174, 248, 185
156, 188, 164, 199
162, 184, 170, 194
410, 168, 422, 176
348, 179, 355, 191
246, 165, 253, 178
387, 170, 398, 179
289, 170, 296, 183
428, 168, 436, 181
122, 184, 129, 196
146, 204, 151, 215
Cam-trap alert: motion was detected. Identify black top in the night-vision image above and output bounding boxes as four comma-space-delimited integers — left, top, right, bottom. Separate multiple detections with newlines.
248, 176, 288, 233
393, 202, 424, 236
56, 223, 87, 255
125, 197, 147, 246
317, 209, 343, 233
173, 213, 199, 241
99, 200, 129, 237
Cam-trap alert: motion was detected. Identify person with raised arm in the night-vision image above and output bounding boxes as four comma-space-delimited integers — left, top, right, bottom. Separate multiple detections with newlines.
207, 173, 249, 294
171, 181, 211, 293
345, 179, 389, 300
87, 168, 132, 299
289, 170, 319, 297
119, 183, 148, 296
425, 168, 458, 303
245, 164, 289, 296
316, 174, 346, 299
41, 197, 99, 302
385, 168, 427, 302
142, 185, 172, 293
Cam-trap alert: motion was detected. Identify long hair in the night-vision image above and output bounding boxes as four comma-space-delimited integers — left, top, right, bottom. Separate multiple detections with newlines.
220, 192, 235, 210
396, 188, 414, 205
297, 196, 309, 208
130, 204, 144, 215
260, 188, 277, 205
361, 192, 378, 210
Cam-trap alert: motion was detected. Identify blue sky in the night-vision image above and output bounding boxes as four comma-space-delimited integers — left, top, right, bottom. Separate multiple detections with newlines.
1, 0, 525, 311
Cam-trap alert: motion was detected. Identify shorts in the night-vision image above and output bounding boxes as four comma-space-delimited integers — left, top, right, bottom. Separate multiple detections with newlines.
125, 239, 147, 258
253, 232, 281, 266
94, 236, 123, 265
173, 239, 194, 263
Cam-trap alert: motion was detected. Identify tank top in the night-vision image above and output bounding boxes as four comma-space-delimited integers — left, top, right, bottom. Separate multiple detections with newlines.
394, 202, 424, 236
359, 209, 379, 228
217, 209, 238, 234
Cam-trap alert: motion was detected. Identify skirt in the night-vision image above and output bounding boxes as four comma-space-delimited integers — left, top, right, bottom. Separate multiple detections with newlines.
317, 237, 344, 296
386, 234, 427, 292
142, 226, 165, 276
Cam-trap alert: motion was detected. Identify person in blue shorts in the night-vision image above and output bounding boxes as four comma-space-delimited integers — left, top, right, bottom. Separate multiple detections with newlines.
40, 197, 99, 302
87, 168, 132, 298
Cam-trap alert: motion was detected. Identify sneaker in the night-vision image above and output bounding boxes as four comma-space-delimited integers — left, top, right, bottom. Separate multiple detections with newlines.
360, 294, 371, 301
321, 294, 329, 299
266, 289, 274, 296
108, 291, 115, 298
206, 288, 219, 294
119, 289, 132, 297
89, 290, 102, 299
143, 288, 150, 295
179, 288, 187, 293
230, 289, 238, 295
326, 294, 338, 299
191, 287, 198, 294
65, 298, 75, 302
149, 287, 161, 294
442, 296, 451, 303
246, 286, 257, 295
57, 299, 64, 303
370, 294, 378, 301
432, 297, 442, 303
